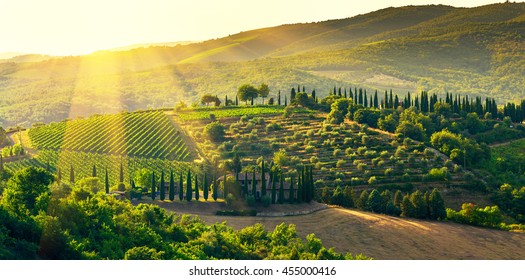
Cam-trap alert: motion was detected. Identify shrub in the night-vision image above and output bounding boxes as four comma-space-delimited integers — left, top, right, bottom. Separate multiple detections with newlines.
246, 195, 256, 207
204, 121, 225, 142
310, 156, 319, 163
261, 195, 271, 207
357, 163, 367, 171
344, 138, 353, 145
368, 176, 377, 185
336, 159, 346, 168
333, 149, 343, 157
305, 145, 315, 153
384, 168, 394, 177
357, 146, 367, 155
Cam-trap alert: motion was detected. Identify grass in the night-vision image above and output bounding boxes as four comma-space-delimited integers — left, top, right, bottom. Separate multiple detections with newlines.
195, 207, 525, 260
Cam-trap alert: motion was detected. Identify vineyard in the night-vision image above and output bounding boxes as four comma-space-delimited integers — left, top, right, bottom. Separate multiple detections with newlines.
4, 149, 196, 187
172, 106, 292, 121
28, 110, 194, 161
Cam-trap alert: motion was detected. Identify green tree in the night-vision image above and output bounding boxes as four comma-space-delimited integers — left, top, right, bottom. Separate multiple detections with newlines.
194, 174, 199, 201
204, 121, 225, 142
410, 190, 427, 219
258, 83, 270, 104
1, 167, 54, 216
428, 188, 446, 220
237, 84, 259, 104
203, 173, 209, 201
69, 165, 75, 184
179, 172, 184, 201
186, 170, 192, 202
134, 168, 153, 188
92, 165, 97, 177
400, 195, 415, 218
160, 170, 165, 201
271, 173, 277, 204
119, 162, 124, 183
151, 172, 156, 200
201, 94, 219, 106
212, 174, 218, 201
367, 189, 383, 213
169, 170, 175, 201
357, 190, 369, 210
105, 168, 109, 194
278, 174, 285, 204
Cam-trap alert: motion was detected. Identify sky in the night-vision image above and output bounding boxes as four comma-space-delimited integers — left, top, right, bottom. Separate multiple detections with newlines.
0, 0, 503, 56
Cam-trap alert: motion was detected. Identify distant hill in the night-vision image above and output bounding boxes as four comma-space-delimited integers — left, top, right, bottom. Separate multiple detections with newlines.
98, 41, 199, 52
2, 2, 525, 126
0, 54, 53, 64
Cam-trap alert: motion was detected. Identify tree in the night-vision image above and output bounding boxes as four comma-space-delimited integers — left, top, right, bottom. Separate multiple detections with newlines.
258, 83, 270, 104
201, 94, 219, 106
194, 174, 200, 201
160, 170, 165, 201
212, 174, 218, 201
261, 160, 266, 197
179, 172, 184, 201
203, 173, 209, 201
271, 173, 277, 204
252, 169, 257, 197
237, 84, 259, 104
186, 170, 192, 202
151, 172, 156, 200
278, 174, 285, 204
410, 190, 427, 219
1, 167, 54, 216
92, 165, 97, 177
358, 190, 369, 210
400, 195, 415, 218
327, 98, 352, 124
169, 170, 175, 201
119, 162, 124, 183
232, 153, 242, 174
134, 168, 153, 188
105, 168, 109, 194
428, 188, 446, 220
367, 189, 383, 213
296, 92, 309, 106
289, 175, 295, 204
204, 121, 225, 142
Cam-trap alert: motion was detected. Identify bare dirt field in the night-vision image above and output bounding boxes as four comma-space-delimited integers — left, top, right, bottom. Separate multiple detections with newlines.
154, 201, 525, 260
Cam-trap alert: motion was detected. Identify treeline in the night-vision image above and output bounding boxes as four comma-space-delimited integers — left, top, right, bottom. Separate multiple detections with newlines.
0, 166, 366, 260
319, 187, 446, 220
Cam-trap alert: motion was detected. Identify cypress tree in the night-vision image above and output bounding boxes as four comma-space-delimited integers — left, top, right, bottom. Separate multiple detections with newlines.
374, 90, 379, 108
235, 96, 238, 106
367, 189, 382, 213
243, 171, 248, 197
186, 170, 192, 201
278, 174, 284, 204
169, 169, 175, 201
179, 172, 184, 201
0, 155, 3, 172
251, 96, 254, 106
289, 175, 295, 204
69, 164, 75, 184
225, 95, 229, 106
261, 160, 266, 197
92, 165, 97, 177
194, 174, 199, 201
358, 190, 369, 210
203, 173, 209, 201
278, 90, 281, 106
309, 165, 314, 202
428, 188, 446, 220
151, 171, 156, 200
284, 95, 288, 106
105, 168, 109, 194
212, 173, 218, 201
160, 170, 165, 200
252, 169, 257, 197
271, 173, 277, 203
296, 172, 303, 204
401, 195, 415, 218
119, 162, 124, 183
223, 170, 227, 198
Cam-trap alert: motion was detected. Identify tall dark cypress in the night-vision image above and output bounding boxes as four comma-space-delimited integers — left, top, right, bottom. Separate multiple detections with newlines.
151, 171, 156, 200
212, 173, 218, 201
194, 174, 200, 201
244, 171, 248, 197
252, 169, 257, 197
92, 165, 97, 177
374, 90, 379, 108
308, 165, 314, 202
179, 172, 184, 201
358, 89, 363, 105
278, 90, 281, 106
160, 170, 165, 200
278, 174, 284, 204
105, 168, 109, 194
289, 175, 295, 204
203, 173, 209, 201
186, 169, 192, 202
169, 169, 175, 201
271, 173, 277, 204
364, 92, 368, 107
261, 160, 266, 197
296, 172, 303, 204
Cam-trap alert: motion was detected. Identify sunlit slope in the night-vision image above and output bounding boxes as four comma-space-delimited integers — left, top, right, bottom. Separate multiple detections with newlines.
2, 3, 525, 126
28, 110, 196, 161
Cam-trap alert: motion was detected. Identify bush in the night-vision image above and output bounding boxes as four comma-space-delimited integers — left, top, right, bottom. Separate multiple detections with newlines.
204, 121, 225, 142
333, 149, 343, 157
246, 195, 256, 207
261, 195, 271, 207
336, 159, 346, 168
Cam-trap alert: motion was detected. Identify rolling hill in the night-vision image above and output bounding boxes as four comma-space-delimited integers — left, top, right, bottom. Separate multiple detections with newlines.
2, 3, 525, 126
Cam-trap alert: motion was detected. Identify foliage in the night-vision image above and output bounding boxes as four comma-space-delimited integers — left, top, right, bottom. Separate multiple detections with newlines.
204, 121, 225, 142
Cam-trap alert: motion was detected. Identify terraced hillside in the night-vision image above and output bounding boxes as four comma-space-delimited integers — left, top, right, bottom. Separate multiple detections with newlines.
176, 107, 480, 208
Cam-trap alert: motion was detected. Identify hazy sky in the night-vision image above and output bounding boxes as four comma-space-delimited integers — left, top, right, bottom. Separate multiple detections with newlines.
0, 0, 503, 55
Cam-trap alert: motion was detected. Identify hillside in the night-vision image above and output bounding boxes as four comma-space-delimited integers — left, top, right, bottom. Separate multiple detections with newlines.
2, 3, 525, 126
198, 207, 525, 260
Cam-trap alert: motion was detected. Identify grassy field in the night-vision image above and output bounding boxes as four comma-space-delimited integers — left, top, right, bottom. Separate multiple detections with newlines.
194, 207, 525, 260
